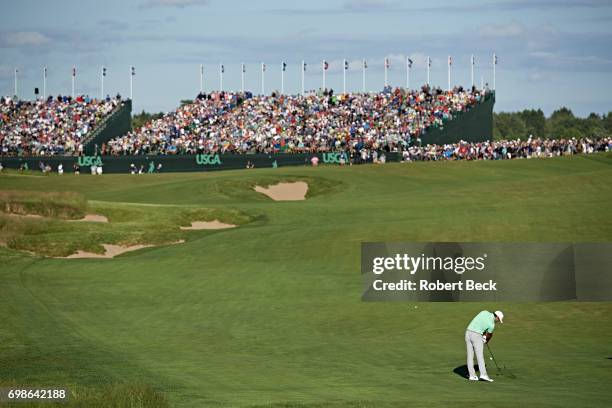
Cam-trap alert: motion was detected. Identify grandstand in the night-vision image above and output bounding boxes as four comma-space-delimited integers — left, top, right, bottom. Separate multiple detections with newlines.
0, 95, 131, 157
105, 86, 492, 156
1, 84, 610, 174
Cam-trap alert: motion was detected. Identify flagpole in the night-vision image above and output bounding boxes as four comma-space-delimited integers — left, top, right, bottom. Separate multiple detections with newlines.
261, 62, 265, 95
384, 58, 388, 88
200, 64, 204, 93
219, 63, 223, 91
406, 57, 409, 89
130, 67, 133, 99
301, 60, 305, 95
447, 56, 451, 90
322, 61, 326, 90
43, 67, 47, 99
343, 59, 346, 93
426, 57, 430, 86
493, 53, 496, 91
101, 66, 104, 99
362, 59, 366, 93
470, 55, 474, 88
14, 68, 18, 98
241, 63, 245, 93
281, 63, 285, 95
72, 67, 75, 98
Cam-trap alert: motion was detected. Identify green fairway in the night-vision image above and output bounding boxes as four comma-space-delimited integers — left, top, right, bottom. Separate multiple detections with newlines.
1, 154, 612, 407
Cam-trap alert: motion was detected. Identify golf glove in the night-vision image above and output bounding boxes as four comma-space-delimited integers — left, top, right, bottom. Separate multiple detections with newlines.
482, 335, 487, 343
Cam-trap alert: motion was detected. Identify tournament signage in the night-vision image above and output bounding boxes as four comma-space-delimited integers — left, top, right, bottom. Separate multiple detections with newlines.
322, 152, 347, 164
195, 154, 222, 166
77, 155, 103, 167
361, 242, 612, 302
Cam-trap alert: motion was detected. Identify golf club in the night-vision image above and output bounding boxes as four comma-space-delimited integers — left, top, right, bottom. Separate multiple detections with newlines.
486, 343, 516, 379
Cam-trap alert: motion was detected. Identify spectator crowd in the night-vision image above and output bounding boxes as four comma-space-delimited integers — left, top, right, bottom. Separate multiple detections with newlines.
400, 137, 612, 162
1, 87, 610, 165
0, 95, 123, 156
104, 86, 486, 155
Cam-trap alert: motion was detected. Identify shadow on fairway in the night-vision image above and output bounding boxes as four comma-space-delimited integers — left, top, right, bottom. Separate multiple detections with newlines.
453, 364, 478, 378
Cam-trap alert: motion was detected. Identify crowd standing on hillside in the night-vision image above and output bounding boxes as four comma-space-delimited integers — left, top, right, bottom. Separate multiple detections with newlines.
0, 95, 123, 156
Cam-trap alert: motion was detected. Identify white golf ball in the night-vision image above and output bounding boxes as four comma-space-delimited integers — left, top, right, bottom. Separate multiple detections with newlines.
490, 357, 493, 360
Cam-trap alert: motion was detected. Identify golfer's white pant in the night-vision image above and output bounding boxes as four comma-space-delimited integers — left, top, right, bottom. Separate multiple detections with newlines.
465, 330, 488, 378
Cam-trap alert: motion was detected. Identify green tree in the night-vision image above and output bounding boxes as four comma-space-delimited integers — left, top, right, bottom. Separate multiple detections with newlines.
518, 109, 546, 137
132, 110, 164, 130
602, 112, 612, 134
493, 112, 528, 140
546, 107, 578, 138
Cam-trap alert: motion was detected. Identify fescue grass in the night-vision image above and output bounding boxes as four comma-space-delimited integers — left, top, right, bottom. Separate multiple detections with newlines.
0, 202, 258, 257
0, 381, 169, 408
1, 154, 611, 407
0, 190, 86, 219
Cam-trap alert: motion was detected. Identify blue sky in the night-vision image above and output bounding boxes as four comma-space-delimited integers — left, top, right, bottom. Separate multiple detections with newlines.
1, 0, 611, 116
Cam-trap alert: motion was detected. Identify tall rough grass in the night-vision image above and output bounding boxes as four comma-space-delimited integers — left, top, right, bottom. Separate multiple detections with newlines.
0, 381, 169, 408
0, 191, 86, 219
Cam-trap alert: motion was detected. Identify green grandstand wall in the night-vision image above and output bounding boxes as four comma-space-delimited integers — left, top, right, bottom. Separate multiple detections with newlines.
0, 152, 400, 173
419, 91, 495, 145
83, 99, 132, 155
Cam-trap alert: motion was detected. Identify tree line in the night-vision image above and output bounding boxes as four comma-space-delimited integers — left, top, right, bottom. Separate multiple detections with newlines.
493, 108, 612, 140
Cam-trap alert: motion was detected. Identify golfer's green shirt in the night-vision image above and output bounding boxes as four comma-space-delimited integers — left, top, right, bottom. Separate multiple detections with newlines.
467, 310, 495, 334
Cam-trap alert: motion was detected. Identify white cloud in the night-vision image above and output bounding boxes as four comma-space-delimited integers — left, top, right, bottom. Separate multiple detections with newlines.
0, 31, 51, 47
343, 0, 397, 11
479, 21, 525, 38
139, 0, 209, 9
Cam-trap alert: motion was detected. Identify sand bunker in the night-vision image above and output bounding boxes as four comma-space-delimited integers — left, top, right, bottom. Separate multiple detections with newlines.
180, 220, 236, 230
62, 244, 153, 259
59, 240, 185, 259
69, 214, 109, 223
254, 182, 308, 201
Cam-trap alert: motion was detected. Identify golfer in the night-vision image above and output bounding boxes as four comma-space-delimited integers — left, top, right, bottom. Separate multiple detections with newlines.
465, 310, 504, 382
